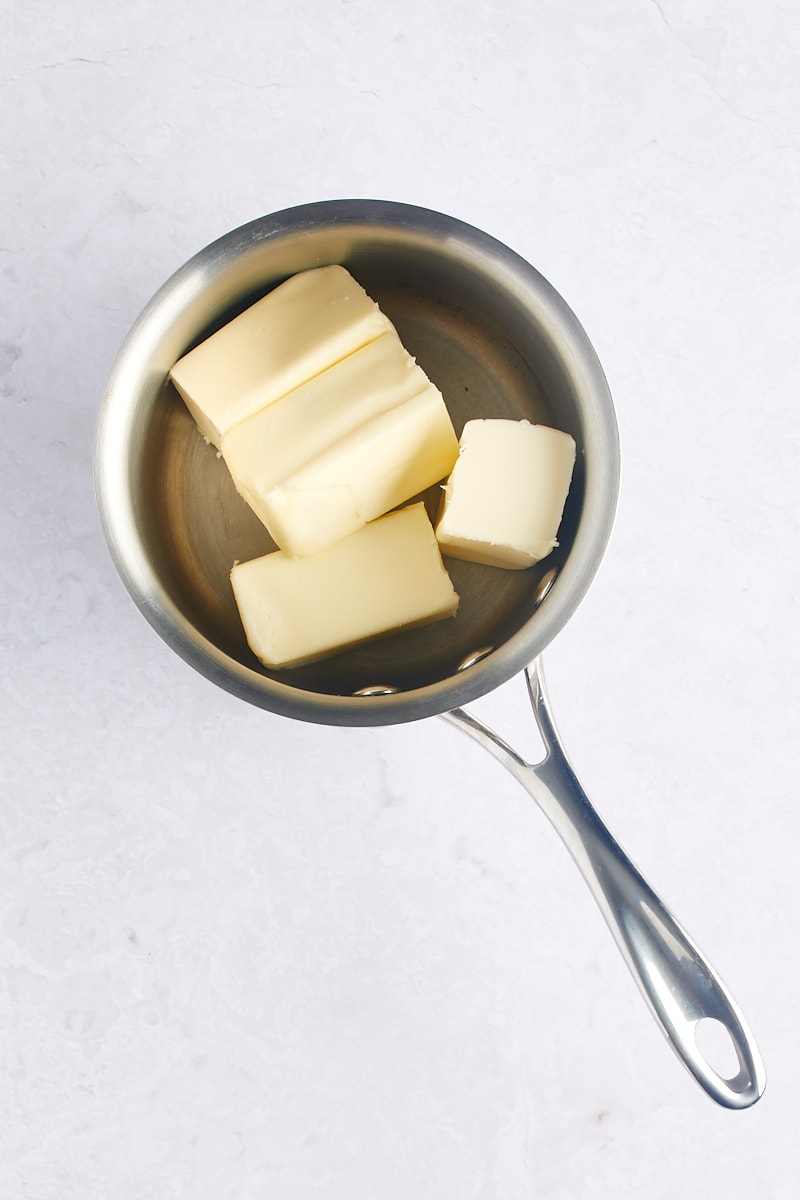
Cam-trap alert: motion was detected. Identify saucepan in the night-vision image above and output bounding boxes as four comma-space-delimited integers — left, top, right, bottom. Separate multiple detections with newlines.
95, 199, 765, 1108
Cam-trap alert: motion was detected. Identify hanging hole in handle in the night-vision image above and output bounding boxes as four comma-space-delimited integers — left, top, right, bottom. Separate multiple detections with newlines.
694, 1017, 742, 1082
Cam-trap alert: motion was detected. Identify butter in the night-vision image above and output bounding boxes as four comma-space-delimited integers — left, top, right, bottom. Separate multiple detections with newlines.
259, 386, 459, 557
169, 265, 394, 447
435, 419, 576, 569
230, 502, 459, 668
221, 330, 432, 528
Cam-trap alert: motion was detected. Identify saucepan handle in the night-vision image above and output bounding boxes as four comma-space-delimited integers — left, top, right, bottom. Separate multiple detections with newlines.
441, 658, 766, 1109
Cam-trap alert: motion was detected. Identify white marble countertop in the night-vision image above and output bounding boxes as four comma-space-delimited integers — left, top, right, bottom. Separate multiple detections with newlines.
3, 1, 799, 1195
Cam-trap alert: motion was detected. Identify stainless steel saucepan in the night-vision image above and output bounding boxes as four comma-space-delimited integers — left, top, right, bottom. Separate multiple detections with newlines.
95, 200, 765, 1108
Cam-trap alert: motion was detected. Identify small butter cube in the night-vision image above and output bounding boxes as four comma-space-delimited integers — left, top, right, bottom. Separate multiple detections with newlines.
221, 330, 431, 526
260, 386, 459, 557
436, 419, 576, 569
169, 265, 394, 447
230, 502, 459, 669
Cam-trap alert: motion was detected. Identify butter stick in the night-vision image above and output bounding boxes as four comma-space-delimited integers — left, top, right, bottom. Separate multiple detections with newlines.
169, 265, 394, 447
230, 503, 459, 669
435, 419, 576, 569
221, 330, 431, 527
260, 387, 459, 557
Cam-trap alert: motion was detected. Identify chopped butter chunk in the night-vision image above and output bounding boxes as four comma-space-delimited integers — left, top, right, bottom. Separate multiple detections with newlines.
259, 384, 459, 557
169, 264, 394, 447
230, 502, 459, 669
221, 330, 437, 539
435, 419, 576, 569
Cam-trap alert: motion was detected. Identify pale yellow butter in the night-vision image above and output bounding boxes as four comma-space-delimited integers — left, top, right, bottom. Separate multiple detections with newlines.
260, 386, 459, 557
230, 502, 459, 669
435, 419, 576, 569
221, 330, 431, 529
169, 264, 394, 447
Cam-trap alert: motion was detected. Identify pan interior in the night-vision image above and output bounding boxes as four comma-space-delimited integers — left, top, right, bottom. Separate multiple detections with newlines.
126, 229, 590, 703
